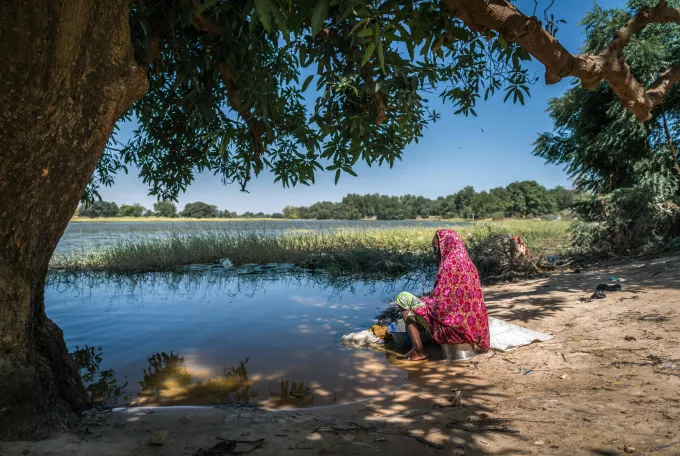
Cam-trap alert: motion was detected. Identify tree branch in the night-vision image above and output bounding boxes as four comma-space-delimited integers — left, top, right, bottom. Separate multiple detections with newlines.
441, 0, 680, 122
647, 64, 680, 106
605, 0, 680, 57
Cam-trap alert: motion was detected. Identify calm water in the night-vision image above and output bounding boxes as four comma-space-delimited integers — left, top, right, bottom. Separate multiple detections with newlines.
57, 220, 469, 253
46, 272, 427, 409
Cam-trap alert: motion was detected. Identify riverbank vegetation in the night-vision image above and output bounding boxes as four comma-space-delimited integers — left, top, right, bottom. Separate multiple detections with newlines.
51, 220, 569, 277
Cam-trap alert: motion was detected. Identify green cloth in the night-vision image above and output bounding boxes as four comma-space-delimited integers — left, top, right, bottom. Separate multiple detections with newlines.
395, 291, 428, 330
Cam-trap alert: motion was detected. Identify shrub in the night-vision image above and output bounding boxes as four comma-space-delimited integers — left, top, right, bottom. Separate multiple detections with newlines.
154, 201, 177, 217
181, 202, 219, 218
118, 204, 145, 217
78, 201, 119, 218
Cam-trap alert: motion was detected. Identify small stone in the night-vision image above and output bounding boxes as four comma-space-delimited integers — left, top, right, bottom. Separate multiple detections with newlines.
559, 374, 568, 379
624, 335, 636, 341
148, 430, 167, 445
374, 438, 388, 442
534, 440, 545, 445
624, 445, 635, 453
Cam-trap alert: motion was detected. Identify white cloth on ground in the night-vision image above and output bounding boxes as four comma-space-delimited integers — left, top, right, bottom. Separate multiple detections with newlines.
339, 317, 552, 350
488, 317, 553, 351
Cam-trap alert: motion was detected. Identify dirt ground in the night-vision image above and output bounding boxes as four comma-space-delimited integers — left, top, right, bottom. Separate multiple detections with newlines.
2, 255, 679, 455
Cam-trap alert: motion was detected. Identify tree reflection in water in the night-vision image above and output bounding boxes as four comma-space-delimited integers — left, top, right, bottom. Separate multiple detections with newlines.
70, 345, 127, 407
268, 378, 315, 407
70, 346, 323, 408
135, 352, 252, 406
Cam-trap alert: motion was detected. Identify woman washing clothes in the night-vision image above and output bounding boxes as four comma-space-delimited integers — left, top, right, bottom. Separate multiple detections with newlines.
395, 229, 490, 361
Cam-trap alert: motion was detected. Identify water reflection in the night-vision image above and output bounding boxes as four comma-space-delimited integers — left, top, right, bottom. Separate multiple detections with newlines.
136, 352, 251, 406
51, 271, 427, 409
47, 268, 435, 302
71, 345, 127, 407
71, 345, 337, 408
267, 378, 315, 408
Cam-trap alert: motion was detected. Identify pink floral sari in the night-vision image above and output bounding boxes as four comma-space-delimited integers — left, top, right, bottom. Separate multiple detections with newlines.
414, 229, 490, 352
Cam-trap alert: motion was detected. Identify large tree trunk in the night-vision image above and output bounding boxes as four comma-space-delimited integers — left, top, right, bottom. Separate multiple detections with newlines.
0, 1, 147, 440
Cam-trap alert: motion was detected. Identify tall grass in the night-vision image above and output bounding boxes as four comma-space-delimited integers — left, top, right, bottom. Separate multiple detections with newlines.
51, 220, 570, 275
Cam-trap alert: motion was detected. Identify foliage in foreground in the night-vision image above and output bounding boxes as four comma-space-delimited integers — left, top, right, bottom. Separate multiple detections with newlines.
50, 221, 569, 278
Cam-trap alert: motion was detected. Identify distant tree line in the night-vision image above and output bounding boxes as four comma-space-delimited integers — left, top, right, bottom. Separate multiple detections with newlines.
77, 181, 577, 220
283, 181, 578, 220
76, 200, 285, 219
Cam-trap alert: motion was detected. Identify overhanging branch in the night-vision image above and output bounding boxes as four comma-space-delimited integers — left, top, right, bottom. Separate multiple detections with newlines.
441, 0, 680, 122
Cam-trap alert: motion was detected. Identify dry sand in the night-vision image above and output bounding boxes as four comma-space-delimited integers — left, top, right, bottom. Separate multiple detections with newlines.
2, 255, 679, 455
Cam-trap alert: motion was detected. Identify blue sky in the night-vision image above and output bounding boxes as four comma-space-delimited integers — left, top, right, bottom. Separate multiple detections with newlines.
101, 0, 622, 214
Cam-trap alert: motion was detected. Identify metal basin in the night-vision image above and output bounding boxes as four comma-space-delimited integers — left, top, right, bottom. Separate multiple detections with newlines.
441, 343, 476, 361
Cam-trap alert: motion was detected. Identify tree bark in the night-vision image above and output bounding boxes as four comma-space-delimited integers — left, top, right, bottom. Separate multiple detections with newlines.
0, 0, 147, 439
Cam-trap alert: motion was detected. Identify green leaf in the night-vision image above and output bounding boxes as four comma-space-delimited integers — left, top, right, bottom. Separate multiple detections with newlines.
497, 36, 509, 50
361, 41, 376, 67
350, 18, 368, 35
377, 40, 385, 73
311, 0, 330, 36
270, 5, 289, 34
344, 167, 358, 177
448, 26, 469, 41
334, 169, 341, 184
301, 74, 314, 92
338, 6, 355, 23
517, 48, 532, 61
299, 46, 308, 66
357, 28, 373, 37
254, 0, 272, 32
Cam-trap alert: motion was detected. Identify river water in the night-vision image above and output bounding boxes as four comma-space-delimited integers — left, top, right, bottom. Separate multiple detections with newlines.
57, 219, 469, 253
46, 271, 429, 409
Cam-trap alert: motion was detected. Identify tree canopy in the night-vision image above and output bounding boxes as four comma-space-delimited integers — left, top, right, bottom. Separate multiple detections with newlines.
153, 201, 179, 217
180, 201, 221, 218
88, 0, 680, 203
283, 181, 575, 219
534, 0, 680, 252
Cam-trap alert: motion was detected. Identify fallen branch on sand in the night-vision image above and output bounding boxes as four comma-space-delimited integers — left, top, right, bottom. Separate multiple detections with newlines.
313, 422, 446, 450
447, 419, 520, 434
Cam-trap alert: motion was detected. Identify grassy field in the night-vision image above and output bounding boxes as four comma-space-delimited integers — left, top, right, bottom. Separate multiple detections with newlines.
51, 219, 570, 275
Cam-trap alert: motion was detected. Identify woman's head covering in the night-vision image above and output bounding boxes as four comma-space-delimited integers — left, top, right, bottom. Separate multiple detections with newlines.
418, 229, 490, 351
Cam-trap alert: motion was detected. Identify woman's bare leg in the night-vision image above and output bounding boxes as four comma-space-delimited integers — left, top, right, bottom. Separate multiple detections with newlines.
402, 310, 427, 360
